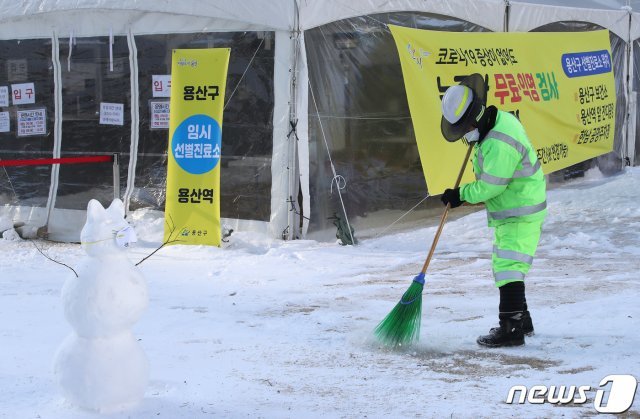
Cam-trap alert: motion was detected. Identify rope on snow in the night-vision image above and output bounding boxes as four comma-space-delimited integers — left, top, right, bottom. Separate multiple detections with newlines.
373, 194, 430, 239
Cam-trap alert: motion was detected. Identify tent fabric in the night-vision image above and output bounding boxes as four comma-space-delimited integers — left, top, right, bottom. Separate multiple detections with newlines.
298, 0, 506, 31
301, 11, 493, 237
514, 0, 635, 9
0, 1, 638, 242
633, 11, 640, 40
0, 1, 296, 35
632, 12, 640, 165
509, 1, 630, 39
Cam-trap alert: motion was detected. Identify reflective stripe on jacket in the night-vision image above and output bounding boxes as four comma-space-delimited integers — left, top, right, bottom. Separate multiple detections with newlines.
459, 110, 547, 226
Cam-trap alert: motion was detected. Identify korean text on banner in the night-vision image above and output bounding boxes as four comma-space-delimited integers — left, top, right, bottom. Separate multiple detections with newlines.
388, 26, 616, 195
164, 48, 230, 246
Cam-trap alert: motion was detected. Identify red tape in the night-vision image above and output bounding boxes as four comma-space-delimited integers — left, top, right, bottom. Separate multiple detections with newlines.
0, 155, 113, 167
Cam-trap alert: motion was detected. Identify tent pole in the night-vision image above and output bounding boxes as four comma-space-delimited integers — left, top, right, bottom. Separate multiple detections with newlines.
624, 5, 635, 166
44, 30, 63, 232
286, 1, 301, 240
504, 0, 510, 32
123, 28, 141, 215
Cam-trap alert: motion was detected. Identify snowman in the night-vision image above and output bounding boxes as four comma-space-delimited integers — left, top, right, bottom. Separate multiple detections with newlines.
53, 199, 149, 412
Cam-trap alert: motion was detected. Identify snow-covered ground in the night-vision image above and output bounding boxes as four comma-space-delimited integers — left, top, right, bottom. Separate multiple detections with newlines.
1, 167, 639, 418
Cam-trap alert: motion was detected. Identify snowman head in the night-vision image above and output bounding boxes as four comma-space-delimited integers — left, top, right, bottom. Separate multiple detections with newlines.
81, 199, 137, 257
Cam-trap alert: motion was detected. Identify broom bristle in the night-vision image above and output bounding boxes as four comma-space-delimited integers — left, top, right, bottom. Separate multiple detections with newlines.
374, 273, 425, 348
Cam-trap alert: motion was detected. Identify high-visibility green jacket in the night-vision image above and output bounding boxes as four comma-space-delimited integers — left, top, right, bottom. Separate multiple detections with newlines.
460, 110, 547, 227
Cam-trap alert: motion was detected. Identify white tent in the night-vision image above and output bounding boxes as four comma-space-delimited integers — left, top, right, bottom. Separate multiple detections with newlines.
0, 0, 637, 242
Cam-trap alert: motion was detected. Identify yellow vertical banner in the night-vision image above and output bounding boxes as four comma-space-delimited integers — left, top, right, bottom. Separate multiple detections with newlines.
164, 48, 230, 246
388, 26, 616, 195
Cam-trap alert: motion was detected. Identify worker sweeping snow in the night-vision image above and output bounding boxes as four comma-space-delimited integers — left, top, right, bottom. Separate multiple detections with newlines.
439, 73, 547, 348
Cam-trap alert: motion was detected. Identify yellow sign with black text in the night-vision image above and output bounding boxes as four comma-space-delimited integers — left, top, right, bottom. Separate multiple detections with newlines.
389, 26, 616, 195
164, 48, 230, 246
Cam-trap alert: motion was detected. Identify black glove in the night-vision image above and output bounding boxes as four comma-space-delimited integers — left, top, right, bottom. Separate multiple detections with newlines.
441, 188, 463, 208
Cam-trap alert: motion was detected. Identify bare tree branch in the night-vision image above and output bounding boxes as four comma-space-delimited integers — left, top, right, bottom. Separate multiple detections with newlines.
30, 239, 78, 277
135, 214, 183, 267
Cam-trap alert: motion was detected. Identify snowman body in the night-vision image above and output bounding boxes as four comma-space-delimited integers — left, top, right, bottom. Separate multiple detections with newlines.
54, 199, 149, 412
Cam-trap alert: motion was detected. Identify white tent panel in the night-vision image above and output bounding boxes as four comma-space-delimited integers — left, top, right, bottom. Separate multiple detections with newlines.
298, 0, 506, 31
509, 1, 630, 39
517, 0, 632, 10
632, 11, 640, 39
0, 2, 297, 241
0, 0, 296, 38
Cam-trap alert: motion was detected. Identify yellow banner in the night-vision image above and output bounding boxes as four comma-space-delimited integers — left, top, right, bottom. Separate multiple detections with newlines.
389, 26, 616, 195
164, 48, 230, 246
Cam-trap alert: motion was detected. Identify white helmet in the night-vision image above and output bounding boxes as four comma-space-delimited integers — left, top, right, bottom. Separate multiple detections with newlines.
442, 85, 473, 125
440, 73, 487, 142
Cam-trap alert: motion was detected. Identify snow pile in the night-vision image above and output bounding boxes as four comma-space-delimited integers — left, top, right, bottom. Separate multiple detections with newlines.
53, 199, 148, 413
2, 228, 21, 241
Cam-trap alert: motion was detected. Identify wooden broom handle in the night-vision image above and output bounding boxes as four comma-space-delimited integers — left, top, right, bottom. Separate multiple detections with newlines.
420, 143, 474, 274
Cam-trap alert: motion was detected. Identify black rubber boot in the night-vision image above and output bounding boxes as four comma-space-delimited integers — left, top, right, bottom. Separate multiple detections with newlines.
522, 310, 534, 336
479, 282, 527, 347
477, 313, 525, 347
491, 310, 534, 336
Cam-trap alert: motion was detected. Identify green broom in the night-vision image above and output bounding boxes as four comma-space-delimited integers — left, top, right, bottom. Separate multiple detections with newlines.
374, 144, 473, 348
